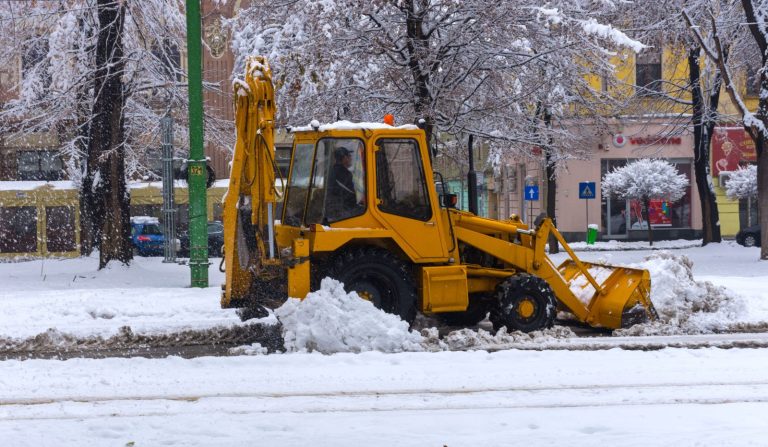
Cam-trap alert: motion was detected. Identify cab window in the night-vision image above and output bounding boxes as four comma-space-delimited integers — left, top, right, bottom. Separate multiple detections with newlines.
282, 143, 314, 227
306, 138, 366, 224
375, 138, 431, 221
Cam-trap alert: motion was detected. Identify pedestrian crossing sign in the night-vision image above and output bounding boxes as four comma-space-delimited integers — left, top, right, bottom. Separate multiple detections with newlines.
579, 182, 596, 200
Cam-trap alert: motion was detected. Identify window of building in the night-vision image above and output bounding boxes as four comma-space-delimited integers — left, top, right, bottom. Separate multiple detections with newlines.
0, 206, 38, 253
601, 158, 691, 235
17, 150, 64, 181
375, 138, 431, 222
152, 40, 182, 82
635, 46, 662, 96
45, 206, 76, 252
22, 38, 50, 97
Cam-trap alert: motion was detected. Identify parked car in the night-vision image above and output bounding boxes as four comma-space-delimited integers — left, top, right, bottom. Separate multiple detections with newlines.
736, 224, 761, 247
178, 221, 225, 257
130, 217, 165, 256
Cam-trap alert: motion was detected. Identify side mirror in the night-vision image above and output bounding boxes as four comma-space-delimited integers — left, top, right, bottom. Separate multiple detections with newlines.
442, 193, 458, 208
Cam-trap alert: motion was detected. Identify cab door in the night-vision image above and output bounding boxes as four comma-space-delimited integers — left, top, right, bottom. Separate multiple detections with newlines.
373, 137, 447, 260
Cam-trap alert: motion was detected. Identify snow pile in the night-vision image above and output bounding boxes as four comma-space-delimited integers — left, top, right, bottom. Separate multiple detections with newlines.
275, 278, 423, 354
617, 252, 746, 335
568, 265, 615, 305
421, 326, 575, 351
229, 342, 269, 356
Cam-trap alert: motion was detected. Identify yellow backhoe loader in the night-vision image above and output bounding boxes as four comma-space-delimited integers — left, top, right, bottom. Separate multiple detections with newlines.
221, 56, 656, 332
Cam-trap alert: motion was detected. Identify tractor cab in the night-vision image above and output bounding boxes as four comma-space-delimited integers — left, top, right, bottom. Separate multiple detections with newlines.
275, 122, 452, 264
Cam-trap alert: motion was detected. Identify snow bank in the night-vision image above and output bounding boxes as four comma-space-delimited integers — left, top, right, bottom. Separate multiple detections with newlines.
422, 326, 575, 351
275, 278, 423, 354
565, 239, 701, 252
617, 252, 747, 335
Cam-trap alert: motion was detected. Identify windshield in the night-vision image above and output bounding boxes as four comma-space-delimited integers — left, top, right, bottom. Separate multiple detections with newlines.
282, 143, 314, 227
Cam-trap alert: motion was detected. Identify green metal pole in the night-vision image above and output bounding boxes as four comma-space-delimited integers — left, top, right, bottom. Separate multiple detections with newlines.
185, 0, 208, 287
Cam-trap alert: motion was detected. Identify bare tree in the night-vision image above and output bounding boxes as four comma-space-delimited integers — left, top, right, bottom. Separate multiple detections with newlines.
230, 0, 645, 241
684, 0, 768, 259
0, 0, 233, 266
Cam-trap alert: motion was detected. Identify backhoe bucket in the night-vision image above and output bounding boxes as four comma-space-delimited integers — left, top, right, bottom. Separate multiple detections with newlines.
558, 260, 657, 329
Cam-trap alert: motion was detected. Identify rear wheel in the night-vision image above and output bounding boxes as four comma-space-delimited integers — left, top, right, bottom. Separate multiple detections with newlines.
326, 247, 417, 323
743, 233, 758, 247
490, 274, 557, 333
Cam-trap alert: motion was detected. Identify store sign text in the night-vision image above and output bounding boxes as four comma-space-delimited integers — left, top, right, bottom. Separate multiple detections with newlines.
628, 136, 681, 145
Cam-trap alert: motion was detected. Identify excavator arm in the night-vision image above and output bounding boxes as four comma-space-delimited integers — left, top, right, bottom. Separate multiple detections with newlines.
221, 56, 281, 308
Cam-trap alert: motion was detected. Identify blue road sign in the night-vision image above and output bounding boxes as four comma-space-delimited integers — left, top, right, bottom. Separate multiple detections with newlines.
525, 185, 539, 201
579, 182, 596, 200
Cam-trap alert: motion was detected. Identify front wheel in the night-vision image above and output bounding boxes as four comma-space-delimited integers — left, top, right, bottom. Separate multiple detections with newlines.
325, 247, 417, 323
490, 274, 557, 333
743, 233, 758, 247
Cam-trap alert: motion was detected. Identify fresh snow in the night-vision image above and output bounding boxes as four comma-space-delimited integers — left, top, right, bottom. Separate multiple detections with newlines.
290, 119, 419, 132
2, 348, 768, 446
276, 278, 423, 353
2, 242, 768, 445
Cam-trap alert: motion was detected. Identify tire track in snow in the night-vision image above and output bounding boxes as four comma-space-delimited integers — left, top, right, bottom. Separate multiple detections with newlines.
3, 379, 768, 421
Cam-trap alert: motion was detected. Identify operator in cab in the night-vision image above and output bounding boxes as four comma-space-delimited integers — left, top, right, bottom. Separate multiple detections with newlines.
326, 146, 358, 220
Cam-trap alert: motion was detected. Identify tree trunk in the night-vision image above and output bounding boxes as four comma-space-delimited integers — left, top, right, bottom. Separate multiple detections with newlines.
643, 197, 654, 246
84, 0, 131, 268
403, 0, 434, 153
543, 110, 559, 254
688, 48, 722, 245
758, 138, 767, 260
742, 0, 768, 260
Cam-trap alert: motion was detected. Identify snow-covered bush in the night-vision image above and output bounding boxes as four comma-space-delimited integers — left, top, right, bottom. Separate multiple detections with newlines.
602, 159, 688, 245
725, 165, 757, 200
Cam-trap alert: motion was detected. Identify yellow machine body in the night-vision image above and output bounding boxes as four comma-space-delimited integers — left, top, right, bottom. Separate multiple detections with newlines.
221, 57, 656, 331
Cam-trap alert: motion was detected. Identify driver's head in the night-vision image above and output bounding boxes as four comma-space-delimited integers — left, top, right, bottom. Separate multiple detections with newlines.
333, 147, 352, 162
334, 147, 353, 167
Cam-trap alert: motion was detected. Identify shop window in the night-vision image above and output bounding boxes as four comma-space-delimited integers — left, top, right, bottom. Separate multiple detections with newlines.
0, 207, 38, 253
601, 159, 691, 233
635, 46, 662, 96
17, 150, 64, 181
601, 159, 629, 236
670, 162, 692, 228
45, 206, 76, 252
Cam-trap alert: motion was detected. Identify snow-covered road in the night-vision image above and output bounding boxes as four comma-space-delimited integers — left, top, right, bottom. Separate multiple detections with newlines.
2, 242, 768, 444
3, 347, 768, 446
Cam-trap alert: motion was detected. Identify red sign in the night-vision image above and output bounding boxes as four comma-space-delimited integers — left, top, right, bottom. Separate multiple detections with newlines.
629, 136, 682, 145
631, 199, 672, 227
712, 127, 756, 175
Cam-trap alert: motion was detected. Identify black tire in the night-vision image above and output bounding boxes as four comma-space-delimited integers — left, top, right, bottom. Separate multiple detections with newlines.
743, 233, 758, 247
490, 274, 557, 333
438, 294, 491, 327
325, 247, 417, 323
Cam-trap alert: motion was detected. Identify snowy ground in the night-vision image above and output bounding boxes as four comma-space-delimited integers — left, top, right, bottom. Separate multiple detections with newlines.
2, 242, 768, 445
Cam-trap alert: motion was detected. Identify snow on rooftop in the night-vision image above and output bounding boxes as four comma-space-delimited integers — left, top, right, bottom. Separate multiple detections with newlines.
130, 215, 159, 225
0, 180, 75, 191
290, 119, 419, 133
